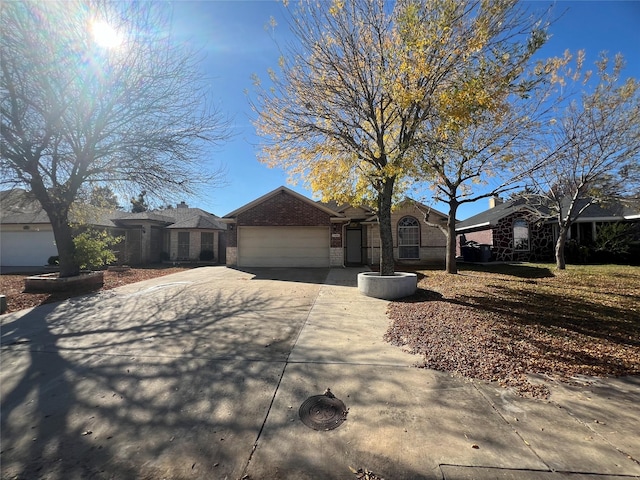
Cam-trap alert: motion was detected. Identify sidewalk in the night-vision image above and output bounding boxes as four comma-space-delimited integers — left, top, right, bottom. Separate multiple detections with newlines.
245, 268, 640, 480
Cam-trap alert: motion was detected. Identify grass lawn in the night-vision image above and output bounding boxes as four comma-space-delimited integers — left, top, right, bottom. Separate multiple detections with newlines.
385, 263, 640, 398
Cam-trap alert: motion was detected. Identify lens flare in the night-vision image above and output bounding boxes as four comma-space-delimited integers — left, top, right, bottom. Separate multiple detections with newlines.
91, 20, 122, 48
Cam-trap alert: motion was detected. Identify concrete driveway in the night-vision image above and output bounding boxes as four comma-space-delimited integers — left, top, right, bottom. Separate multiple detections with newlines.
1, 267, 329, 480
1, 266, 639, 480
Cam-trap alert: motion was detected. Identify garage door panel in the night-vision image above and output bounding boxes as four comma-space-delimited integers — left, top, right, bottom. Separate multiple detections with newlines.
238, 227, 329, 268
1, 231, 57, 267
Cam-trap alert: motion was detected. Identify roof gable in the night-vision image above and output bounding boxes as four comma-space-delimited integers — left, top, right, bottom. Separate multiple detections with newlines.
166, 213, 226, 230
398, 198, 448, 220
361, 197, 449, 224
223, 186, 344, 219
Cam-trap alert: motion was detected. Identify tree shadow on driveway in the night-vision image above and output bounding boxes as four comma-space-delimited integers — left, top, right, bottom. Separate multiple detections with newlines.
0, 278, 305, 480
231, 267, 330, 284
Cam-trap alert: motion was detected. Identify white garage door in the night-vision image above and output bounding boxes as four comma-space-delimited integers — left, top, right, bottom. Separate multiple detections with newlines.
238, 226, 330, 267
1, 231, 57, 267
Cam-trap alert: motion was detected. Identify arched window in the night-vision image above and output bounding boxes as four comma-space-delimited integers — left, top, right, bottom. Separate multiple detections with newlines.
513, 219, 530, 251
398, 216, 420, 259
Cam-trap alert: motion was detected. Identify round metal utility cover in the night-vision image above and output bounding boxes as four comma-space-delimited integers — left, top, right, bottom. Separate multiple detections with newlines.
299, 394, 348, 431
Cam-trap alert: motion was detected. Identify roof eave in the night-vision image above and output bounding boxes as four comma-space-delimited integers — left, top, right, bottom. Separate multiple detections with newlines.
455, 221, 492, 234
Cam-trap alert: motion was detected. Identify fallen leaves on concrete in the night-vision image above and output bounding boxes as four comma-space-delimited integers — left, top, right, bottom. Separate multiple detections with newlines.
349, 466, 385, 480
385, 264, 640, 399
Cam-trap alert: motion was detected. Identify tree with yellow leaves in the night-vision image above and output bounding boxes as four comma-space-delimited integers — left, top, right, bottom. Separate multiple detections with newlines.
252, 0, 552, 275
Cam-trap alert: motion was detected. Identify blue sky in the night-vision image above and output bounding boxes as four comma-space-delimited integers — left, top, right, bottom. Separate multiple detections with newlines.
169, 0, 640, 220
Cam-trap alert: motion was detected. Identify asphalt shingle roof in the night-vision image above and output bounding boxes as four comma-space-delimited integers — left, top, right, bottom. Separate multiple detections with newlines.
456, 196, 640, 233
165, 208, 226, 230
1, 190, 225, 231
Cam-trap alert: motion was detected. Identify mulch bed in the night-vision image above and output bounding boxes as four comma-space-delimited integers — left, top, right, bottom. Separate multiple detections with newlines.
0, 266, 189, 314
384, 266, 640, 398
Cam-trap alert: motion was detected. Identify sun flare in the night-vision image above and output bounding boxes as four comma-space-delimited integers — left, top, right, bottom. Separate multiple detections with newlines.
91, 20, 122, 49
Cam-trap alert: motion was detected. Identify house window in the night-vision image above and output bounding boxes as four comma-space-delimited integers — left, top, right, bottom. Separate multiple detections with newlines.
398, 216, 420, 259
513, 219, 530, 251
201, 232, 214, 260
201, 232, 214, 252
178, 232, 190, 259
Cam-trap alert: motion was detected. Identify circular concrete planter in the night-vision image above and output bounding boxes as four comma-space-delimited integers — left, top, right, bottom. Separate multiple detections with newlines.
357, 272, 417, 300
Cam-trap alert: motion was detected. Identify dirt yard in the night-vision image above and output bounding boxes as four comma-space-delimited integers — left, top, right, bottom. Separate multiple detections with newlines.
385, 263, 640, 398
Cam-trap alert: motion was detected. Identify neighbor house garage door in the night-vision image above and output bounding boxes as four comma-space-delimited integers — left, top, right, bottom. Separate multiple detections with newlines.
238, 226, 330, 267
1, 230, 57, 267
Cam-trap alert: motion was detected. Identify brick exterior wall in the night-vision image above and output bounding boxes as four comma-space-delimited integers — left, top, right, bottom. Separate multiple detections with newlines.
456, 213, 554, 262
225, 190, 342, 266
224, 191, 450, 267
331, 223, 342, 248
456, 230, 492, 256
330, 247, 343, 267
168, 230, 220, 262
227, 246, 237, 266
227, 227, 237, 247
237, 191, 331, 227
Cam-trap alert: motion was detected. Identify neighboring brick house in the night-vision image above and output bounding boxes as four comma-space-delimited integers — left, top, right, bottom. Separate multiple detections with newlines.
222, 186, 448, 268
0, 189, 226, 267
112, 202, 227, 264
455, 196, 640, 262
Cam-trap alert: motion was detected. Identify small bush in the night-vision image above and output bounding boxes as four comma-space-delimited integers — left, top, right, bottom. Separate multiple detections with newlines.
199, 250, 214, 261
592, 222, 635, 262
47, 255, 59, 266
73, 229, 123, 270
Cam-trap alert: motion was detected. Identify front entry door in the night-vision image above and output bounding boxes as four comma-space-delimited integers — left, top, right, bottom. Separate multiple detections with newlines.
346, 228, 362, 265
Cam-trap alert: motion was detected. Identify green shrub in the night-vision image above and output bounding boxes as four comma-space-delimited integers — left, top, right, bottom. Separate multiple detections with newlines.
73, 229, 123, 270
592, 222, 635, 261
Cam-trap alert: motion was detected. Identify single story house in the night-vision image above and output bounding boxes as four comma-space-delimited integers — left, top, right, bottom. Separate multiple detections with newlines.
221, 186, 448, 268
456, 195, 640, 262
109, 202, 227, 265
0, 190, 226, 268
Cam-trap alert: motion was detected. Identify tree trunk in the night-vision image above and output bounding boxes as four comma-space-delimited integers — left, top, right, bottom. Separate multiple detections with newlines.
46, 207, 80, 278
377, 177, 396, 276
29, 180, 81, 278
445, 201, 459, 274
555, 224, 568, 270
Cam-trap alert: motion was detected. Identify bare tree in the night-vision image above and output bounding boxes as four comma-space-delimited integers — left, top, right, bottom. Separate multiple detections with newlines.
252, 0, 551, 275
1, 1, 229, 277
527, 52, 640, 269
414, 49, 570, 274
